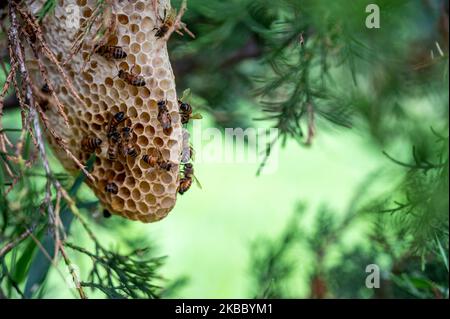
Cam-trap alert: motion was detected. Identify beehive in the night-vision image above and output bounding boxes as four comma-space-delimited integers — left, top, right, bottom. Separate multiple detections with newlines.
27, 0, 184, 222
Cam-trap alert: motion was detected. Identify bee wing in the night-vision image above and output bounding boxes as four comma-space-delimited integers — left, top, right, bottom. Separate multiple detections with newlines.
193, 175, 203, 189
180, 88, 191, 103
190, 145, 195, 161
190, 113, 203, 120
181, 148, 191, 164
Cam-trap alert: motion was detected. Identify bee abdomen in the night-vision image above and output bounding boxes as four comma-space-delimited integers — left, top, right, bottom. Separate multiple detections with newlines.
127, 147, 139, 158
82, 136, 102, 152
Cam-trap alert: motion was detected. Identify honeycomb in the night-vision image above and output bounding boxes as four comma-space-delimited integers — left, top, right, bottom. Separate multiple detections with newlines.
26, 0, 184, 223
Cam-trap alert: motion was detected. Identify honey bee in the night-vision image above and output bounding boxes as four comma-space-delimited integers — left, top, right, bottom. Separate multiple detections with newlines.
178, 89, 202, 125
142, 150, 173, 171
103, 209, 112, 218
81, 136, 102, 152
105, 182, 118, 194
122, 126, 133, 141
95, 45, 127, 60
153, 8, 176, 39
117, 67, 146, 87
178, 163, 193, 195
157, 100, 172, 133
178, 163, 202, 195
107, 111, 126, 137
142, 154, 159, 167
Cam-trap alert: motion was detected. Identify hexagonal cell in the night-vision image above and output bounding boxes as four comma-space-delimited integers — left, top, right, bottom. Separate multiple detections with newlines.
135, 2, 145, 12
118, 14, 129, 25
159, 79, 171, 91
119, 187, 131, 199
137, 135, 149, 147
111, 197, 125, 211
153, 136, 164, 148
152, 183, 165, 196
131, 188, 141, 201
125, 176, 136, 188
136, 32, 146, 43
152, 57, 164, 68
142, 41, 152, 53
160, 172, 173, 184
144, 193, 156, 205
126, 199, 137, 211
137, 202, 149, 214
145, 125, 156, 136
161, 196, 175, 209
139, 87, 151, 98
130, 43, 141, 54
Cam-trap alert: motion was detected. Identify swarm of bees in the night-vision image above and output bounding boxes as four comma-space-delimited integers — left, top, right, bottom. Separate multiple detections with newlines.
65, 3, 202, 219
153, 8, 176, 39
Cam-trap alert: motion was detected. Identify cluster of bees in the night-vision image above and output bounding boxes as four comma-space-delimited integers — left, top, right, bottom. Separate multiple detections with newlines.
77, 11, 201, 205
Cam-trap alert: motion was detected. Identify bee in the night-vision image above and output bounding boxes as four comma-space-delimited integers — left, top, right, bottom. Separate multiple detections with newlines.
81, 136, 102, 152
95, 45, 127, 60
153, 8, 177, 39
117, 67, 146, 87
178, 163, 202, 195
105, 182, 118, 194
157, 100, 172, 133
142, 150, 172, 171
178, 89, 202, 125
107, 111, 126, 137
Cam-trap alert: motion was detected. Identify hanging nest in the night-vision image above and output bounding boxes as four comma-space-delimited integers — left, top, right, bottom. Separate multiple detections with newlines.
17, 0, 194, 223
